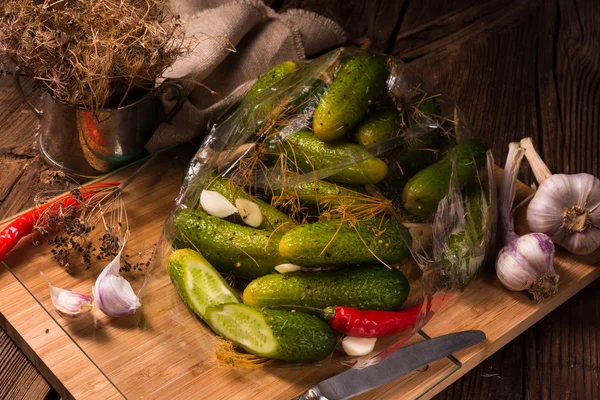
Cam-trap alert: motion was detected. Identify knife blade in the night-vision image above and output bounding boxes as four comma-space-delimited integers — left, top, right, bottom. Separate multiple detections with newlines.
293, 330, 485, 400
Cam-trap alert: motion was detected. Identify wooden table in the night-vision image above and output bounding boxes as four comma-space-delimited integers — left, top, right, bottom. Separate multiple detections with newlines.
0, 0, 598, 398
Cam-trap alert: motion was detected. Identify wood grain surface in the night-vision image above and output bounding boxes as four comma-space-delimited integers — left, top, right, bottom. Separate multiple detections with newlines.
0, 0, 598, 398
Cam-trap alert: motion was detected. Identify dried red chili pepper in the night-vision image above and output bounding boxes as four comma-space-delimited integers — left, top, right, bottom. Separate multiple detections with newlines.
0, 182, 120, 262
324, 304, 422, 338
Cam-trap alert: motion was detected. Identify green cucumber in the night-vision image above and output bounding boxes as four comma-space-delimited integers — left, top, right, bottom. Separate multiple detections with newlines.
167, 249, 240, 320
172, 209, 287, 279
279, 217, 411, 267
313, 54, 388, 142
205, 172, 295, 232
354, 109, 404, 146
243, 265, 409, 311
402, 139, 487, 216
280, 129, 388, 185
244, 61, 300, 100
205, 303, 336, 363
275, 179, 369, 211
409, 94, 441, 127
292, 79, 328, 118
440, 184, 489, 289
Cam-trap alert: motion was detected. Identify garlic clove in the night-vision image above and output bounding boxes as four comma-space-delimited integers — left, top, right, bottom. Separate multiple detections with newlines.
200, 190, 238, 218
92, 232, 141, 317
235, 198, 263, 228
41, 272, 93, 319
274, 263, 303, 273
342, 336, 378, 356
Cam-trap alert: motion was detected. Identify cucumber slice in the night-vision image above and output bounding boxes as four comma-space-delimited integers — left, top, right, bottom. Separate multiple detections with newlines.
167, 249, 240, 320
206, 303, 277, 356
205, 303, 337, 363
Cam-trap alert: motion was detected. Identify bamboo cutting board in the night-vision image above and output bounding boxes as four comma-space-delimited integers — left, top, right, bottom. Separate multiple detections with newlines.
0, 148, 599, 400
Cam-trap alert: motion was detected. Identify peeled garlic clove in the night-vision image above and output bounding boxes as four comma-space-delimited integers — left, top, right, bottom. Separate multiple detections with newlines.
92, 232, 141, 317
235, 198, 263, 228
41, 272, 93, 319
342, 336, 378, 356
274, 263, 303, 273
200, 190, 238, 218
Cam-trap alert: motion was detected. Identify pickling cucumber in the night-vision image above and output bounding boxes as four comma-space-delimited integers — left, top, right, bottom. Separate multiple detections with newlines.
244, 61, 300, 100
172, 209, 287, 279
354, 109, 403, 146
279, 217, 411, 267
280, 129, 388, 185
292, 79, 328, 119
402, 139, 487, 216
204, 172, 295, 232
313, 54, 388, 142
205, 303, 337, 363
167, 249, 240, 320
409, 94, 441, 127
243, 265, 409, 311
275, 179, 369, 212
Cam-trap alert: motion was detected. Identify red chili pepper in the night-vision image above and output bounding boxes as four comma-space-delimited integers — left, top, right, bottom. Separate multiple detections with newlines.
0, 182, 120, 262
324, 304, 422, 338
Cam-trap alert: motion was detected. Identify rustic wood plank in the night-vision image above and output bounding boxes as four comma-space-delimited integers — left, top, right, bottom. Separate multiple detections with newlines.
278, 0, 407, 52
0, 329, 52, 400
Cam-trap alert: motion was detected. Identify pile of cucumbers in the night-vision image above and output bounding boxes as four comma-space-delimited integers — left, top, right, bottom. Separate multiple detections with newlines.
168, 48, 490, 364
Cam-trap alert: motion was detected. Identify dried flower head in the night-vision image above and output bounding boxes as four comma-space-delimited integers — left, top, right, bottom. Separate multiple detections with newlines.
0, 0, 188, 111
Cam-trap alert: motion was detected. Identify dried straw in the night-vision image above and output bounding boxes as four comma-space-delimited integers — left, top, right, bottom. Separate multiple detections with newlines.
0, 0, 188, 111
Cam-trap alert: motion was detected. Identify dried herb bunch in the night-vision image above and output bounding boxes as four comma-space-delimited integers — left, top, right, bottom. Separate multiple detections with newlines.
0, 0, 186, 111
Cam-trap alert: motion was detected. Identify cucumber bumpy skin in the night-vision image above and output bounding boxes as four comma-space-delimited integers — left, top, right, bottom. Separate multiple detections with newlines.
279, 217, 411, 267
244, 61, 300, 100
167, 249, 240, 320
401, 139, 488, 216
276, 179, 369, 211
313, 54, 388, 142
281, 129, 388, 185
354, 109, 404, 146
243, 265, 410, 311
172, 209, 287, 279
205, 172, 295, 232
205, 303, 337, 363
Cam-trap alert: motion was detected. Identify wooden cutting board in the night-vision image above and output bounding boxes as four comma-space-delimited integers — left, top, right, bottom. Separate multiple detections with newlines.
0, 148, 598, 400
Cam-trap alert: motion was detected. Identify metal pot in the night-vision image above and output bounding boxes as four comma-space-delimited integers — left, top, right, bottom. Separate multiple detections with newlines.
15, 70, 185, 177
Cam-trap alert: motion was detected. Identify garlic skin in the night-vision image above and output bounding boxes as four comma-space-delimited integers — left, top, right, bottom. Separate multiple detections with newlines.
92, 233, 141, 317
527, 173, 600, 255
496, 142, 558, 300
496, 234, 558, 299
41, 272, 93, 319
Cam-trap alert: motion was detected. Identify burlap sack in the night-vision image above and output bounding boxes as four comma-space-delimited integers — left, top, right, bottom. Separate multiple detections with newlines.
145, 0, 346, 152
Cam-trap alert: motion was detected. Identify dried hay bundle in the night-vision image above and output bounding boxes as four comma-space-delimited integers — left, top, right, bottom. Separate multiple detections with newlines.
0, 0, 187, 111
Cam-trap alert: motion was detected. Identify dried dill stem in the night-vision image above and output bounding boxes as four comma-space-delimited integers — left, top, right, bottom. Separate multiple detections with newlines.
0, 0, 188, 112
213, 337, 273, 369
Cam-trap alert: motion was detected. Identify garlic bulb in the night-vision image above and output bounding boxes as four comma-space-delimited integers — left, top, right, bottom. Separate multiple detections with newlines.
92, 232, 141, 317
496, 234, 557, 299
521, 138, 600, 255
41, 272, 93, 319
495, 142, 558, 300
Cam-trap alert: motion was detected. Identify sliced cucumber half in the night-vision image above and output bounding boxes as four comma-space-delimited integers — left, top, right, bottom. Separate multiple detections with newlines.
205, 303, 277, 357
168, 249, 239, 320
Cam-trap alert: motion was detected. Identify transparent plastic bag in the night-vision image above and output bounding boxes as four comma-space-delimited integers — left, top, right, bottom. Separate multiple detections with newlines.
164, 47, 496, 368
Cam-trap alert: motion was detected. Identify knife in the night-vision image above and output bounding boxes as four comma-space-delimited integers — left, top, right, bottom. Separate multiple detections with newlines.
293, 330, 486, 400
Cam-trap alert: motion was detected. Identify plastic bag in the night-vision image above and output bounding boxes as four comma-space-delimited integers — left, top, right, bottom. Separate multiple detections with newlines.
164, 47, 496, 368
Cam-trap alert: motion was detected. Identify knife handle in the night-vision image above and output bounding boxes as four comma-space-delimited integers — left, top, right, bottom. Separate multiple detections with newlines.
292, 386, 328, 400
